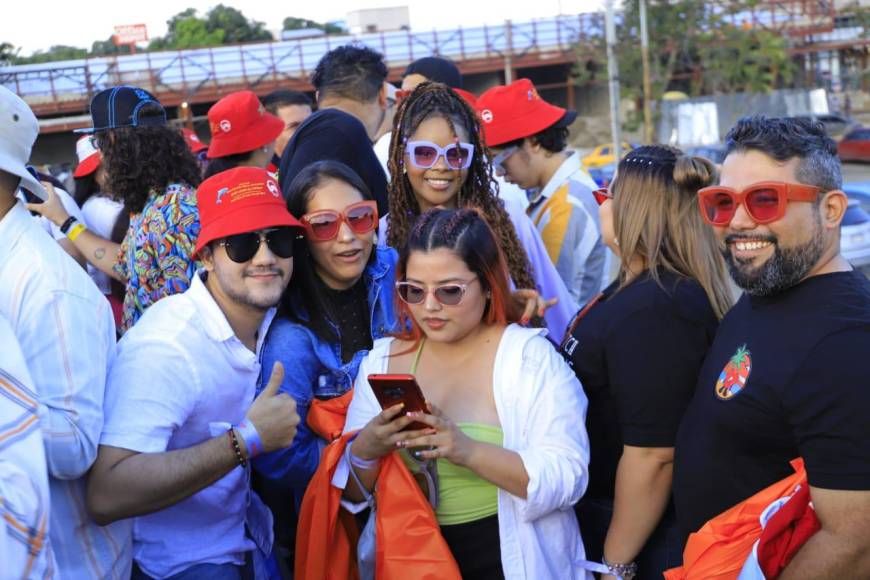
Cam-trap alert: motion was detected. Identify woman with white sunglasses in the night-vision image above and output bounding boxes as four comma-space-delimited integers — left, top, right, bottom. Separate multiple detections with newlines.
382, 82, 577, 335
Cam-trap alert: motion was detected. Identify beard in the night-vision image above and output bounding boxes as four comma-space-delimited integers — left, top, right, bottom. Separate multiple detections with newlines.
723, 218, 825, 297
216, 266, 288, 312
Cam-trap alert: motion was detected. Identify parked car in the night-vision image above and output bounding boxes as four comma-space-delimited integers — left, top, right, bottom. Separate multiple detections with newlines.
582, 142, 635, 169
838, 127, 870, 163
794, 113, 856, 138
840, 182, 870, 268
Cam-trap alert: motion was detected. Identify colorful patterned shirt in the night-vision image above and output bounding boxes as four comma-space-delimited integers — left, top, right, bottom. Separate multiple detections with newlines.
114, 183, 200, 333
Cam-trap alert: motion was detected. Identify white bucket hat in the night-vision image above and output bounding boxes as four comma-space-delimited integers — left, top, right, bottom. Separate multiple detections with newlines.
0, 86, 47, 200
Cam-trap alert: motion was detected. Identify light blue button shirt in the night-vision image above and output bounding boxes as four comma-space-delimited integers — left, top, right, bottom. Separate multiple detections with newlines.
0, 202, 132, 579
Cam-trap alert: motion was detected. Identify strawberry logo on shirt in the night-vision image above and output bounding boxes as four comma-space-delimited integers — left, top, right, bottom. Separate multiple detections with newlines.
715, 344, 752, 400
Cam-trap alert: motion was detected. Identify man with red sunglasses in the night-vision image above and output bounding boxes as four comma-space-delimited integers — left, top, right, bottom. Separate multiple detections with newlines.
674, 116, 870, 576
88, 167, 302, 578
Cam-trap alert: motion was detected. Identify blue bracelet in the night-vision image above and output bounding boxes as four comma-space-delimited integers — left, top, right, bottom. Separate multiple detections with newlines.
234, 419, 264, 458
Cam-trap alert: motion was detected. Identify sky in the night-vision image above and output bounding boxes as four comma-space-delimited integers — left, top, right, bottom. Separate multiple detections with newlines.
3, 0, 605, 55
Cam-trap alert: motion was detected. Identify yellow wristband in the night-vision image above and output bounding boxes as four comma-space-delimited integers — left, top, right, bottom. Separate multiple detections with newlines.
67, 222, 87, 242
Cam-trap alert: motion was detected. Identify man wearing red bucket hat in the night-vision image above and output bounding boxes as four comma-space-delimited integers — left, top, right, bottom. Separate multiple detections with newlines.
89, 166, 303, 579
204, 91, 285, 180
478, 79, 605, 305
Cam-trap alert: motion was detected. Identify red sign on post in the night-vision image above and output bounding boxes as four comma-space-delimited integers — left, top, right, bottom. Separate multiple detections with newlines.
113, 24, 148, 46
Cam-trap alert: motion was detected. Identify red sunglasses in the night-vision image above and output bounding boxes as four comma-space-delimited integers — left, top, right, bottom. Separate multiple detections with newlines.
300, 200, 378, 241
697, 181, 821, 226
593, 188, 612, 206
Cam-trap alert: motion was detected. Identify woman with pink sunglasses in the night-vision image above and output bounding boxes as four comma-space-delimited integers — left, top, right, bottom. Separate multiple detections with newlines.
253, 161, 393, 517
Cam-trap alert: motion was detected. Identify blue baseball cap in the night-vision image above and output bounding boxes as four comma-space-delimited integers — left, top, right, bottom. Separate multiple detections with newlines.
75, 86, 167, 134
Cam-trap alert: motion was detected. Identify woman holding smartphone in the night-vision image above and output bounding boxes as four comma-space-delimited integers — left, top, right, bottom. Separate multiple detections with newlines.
255, 162, 548, 506
560, 145, 733, 579
340, 208, 591, 579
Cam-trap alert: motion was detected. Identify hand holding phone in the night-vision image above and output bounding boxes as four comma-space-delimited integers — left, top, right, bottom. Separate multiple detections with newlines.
368, 374, 429, 432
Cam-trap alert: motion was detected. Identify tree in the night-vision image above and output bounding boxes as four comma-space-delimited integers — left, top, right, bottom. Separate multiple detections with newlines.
91, 36, 133, 57
149, 5, 271, 50
573, 0, 796, 100
0, 42, 18, 65
205, 4, 272, 43
173, 17, 225, 49
283, 17, 346, 34
16, 45, 88, 64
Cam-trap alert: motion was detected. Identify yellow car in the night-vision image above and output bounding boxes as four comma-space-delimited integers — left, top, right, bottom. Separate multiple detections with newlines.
581, 143, 635, 169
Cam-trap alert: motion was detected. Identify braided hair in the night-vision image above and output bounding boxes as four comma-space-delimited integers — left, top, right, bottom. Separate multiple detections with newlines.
386, 82, 535, 291
394, 208, 521, 349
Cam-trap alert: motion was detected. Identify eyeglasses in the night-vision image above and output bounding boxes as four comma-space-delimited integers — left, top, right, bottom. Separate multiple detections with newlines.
492, 146, 518, 176
697, 181, 821, 226
592, 187, 613, 205
218, 227, 301, 263
405, 140, 474, 170
300, 200, 378, 242
395, 278, 478, 306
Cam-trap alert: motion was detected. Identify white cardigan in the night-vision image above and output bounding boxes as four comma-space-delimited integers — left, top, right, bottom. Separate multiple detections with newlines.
341, 324, 593, 580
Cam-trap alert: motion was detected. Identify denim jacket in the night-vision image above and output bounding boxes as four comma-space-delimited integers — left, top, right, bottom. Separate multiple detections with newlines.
253, 247, 399, 501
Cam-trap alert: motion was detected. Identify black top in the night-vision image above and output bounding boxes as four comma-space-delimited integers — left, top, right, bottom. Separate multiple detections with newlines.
674, 270, 870, 537
561, 270, 719, 500
316, 275, 373, 364
278, 108, 389, 216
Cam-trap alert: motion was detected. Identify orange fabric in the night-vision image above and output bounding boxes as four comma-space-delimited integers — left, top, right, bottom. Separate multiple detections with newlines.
307, 390, 355, 442
663, 459, 807, 580
296, 393, 462, 580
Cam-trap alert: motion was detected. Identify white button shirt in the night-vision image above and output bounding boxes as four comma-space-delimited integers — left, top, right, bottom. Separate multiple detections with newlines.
101, 271, 275, 578
0, 201, 132, 578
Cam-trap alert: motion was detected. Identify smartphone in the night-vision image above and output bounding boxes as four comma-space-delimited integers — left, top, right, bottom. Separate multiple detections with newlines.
368, 373, 429, 431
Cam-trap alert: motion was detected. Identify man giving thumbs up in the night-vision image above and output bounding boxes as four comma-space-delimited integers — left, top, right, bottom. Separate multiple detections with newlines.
87, 167, 303, 579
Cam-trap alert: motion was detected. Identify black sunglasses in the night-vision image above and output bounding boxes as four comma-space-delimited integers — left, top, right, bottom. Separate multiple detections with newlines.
218, 228, 301, 263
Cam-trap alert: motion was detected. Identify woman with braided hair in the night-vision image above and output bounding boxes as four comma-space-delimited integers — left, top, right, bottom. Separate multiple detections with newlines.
382, 82, 577, 334
340, 208, 592, 579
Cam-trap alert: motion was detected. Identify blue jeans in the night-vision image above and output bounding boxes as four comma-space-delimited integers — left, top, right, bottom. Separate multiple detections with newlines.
131, 559, 254, 580
577, 497, 685, 578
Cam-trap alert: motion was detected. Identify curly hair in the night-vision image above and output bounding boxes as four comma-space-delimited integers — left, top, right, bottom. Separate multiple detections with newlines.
100, 112, 202, 213
385, 82, 535, 291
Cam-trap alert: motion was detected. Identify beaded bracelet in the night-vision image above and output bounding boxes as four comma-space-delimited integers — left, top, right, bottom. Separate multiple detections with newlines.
234, 419, 263, 459
227, 427, 247, 467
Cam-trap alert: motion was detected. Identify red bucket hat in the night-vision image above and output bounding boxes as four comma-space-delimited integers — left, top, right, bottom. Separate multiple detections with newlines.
477, 79, 577, 147
182, 128, 208, 154
73, 135, 101, 178
206, 91, 284, 159
194, 166, 302, 256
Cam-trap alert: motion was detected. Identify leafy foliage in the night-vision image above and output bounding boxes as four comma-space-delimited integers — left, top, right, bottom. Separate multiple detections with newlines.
282, 17, 346, 34
574, 0, 797, 99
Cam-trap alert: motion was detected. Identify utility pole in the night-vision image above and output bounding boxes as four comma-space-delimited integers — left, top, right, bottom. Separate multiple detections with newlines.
504, 20, 514, 84
639, 0, 654, 143
605, 0, 622, 162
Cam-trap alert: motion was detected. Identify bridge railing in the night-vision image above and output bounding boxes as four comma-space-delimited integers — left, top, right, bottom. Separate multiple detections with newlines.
1, 14, 601, 115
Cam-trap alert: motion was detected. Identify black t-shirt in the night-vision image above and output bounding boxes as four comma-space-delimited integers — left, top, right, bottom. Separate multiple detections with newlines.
674, 270, 870, 537
561, 270, 719, 500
